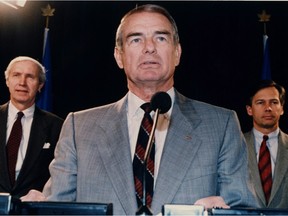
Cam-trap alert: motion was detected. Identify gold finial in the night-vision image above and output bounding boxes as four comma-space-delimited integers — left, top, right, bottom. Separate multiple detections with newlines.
41, 4, 55, 28
258, 10, 271, 22
258, 10, 271, 35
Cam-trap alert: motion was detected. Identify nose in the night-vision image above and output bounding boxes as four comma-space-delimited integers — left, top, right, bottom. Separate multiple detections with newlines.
264, 103, 272, 111
18, 75, 26, 86
143, 39, 156, 54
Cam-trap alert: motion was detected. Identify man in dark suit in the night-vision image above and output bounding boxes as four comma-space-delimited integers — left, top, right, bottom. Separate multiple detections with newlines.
244, 80, 288, 208
0, 56, 63, 198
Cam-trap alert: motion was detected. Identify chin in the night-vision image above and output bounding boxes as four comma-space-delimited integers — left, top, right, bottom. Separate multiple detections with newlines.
262, 124, 276, 129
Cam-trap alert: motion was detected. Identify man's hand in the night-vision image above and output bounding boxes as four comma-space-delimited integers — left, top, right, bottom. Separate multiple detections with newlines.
194, 196, 230, 210
20, 189, 46, 202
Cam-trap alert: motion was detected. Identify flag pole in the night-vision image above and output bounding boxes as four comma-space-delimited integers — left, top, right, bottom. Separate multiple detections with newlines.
258, 10, 271, 80
258, 10, 270, 34
36, 4, 55, 111
42, 4, 55, 29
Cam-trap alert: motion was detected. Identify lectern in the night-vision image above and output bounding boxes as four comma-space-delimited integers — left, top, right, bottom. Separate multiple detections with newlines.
10, 199, 112, 215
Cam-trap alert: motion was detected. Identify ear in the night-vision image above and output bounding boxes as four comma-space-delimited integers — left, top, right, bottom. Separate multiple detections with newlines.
174, 43, 182, 66
38, 83, 44, 92
246, 105, 253, 116
280, 105, 284, 116
114, 47, 124, 69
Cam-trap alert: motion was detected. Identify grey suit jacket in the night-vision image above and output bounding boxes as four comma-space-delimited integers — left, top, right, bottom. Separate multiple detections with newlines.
44, 90, 257, 215
244, 130, 288, 208
0, 103, 63, 198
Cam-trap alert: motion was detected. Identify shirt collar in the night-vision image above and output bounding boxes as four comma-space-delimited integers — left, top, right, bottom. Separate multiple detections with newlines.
8, 101, 35, 119
253, 127, 279, 139
253, 127, 279, 147
127, 87, 175, 118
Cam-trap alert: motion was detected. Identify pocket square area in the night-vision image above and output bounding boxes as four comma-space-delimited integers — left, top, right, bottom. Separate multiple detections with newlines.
43, 142, 51, 149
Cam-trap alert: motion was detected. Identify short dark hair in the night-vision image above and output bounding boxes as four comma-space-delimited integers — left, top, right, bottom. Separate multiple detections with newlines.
246, 80, 286, 106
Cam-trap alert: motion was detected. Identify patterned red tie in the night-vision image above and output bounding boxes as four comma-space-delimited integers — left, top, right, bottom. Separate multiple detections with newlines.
258, 135, 272, 204
6, 111, 24, 186
133, 103, 155, 208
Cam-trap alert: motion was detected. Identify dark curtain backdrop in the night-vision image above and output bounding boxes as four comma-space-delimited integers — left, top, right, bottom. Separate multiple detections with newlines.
1, 1, 288, 133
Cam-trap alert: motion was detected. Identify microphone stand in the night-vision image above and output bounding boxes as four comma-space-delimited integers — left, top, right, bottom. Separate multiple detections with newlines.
136, 108, 160, 216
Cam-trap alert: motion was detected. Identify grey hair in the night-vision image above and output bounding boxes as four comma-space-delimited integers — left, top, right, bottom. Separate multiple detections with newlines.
115, 4, 180, 50
4, 56, 46, 84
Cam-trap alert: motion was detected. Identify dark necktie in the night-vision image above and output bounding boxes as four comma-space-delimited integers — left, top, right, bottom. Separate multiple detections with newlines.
258, 135, 272, 204
133, 103, 155, 208
6, 111, 24, 186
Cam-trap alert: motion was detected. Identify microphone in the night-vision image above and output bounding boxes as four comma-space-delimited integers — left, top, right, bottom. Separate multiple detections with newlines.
150, 91, 172, 114
136, 92, 172, 216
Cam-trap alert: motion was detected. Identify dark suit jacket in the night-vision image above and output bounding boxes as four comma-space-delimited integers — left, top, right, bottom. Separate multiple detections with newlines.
0, 103, 63, 198
244, 130, 288, 208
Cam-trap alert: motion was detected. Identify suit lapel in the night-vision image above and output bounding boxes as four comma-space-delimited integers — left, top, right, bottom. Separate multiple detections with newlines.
95, 96, 138, 214
152, 92, 202, 213
245, 131, 266, 206
269, 131, 288, 204
0, 103, 12, 190
16, 108, 47, 185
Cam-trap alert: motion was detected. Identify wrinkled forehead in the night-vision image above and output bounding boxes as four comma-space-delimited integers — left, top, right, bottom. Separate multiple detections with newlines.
10, 60, 39, 74
122, 12, 173, 34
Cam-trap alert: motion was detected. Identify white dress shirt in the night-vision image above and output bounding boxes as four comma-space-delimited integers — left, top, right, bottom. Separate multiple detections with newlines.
127, 88, 175, 185
7, 102, 34, 180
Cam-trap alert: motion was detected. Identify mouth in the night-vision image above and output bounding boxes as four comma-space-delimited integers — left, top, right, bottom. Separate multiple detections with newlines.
262, 115, 274, 120
143, 60, 158, 64
16, 89, 29, 94
139, 61, 160, 69
141, 60, 159, 65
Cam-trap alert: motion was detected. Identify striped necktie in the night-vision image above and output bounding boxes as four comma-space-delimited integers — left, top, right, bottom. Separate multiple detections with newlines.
258, 135, 272, 204
133, 103, 155, 208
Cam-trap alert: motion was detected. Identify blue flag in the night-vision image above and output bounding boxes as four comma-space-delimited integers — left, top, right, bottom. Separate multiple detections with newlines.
37, 28, 52, 111
261, 35, 272, 80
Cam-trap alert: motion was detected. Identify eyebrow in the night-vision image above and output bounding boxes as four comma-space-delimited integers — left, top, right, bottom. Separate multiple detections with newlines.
126, 30, 172, 39
155, 30, 171, 36
126, 32, 143, 39
255, 98, 280, 102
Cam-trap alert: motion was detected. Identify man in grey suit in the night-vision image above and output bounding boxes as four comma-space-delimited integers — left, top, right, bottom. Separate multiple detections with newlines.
22, 4, 257, 214
244, 80, 288, 208
0, 56, 63, 198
